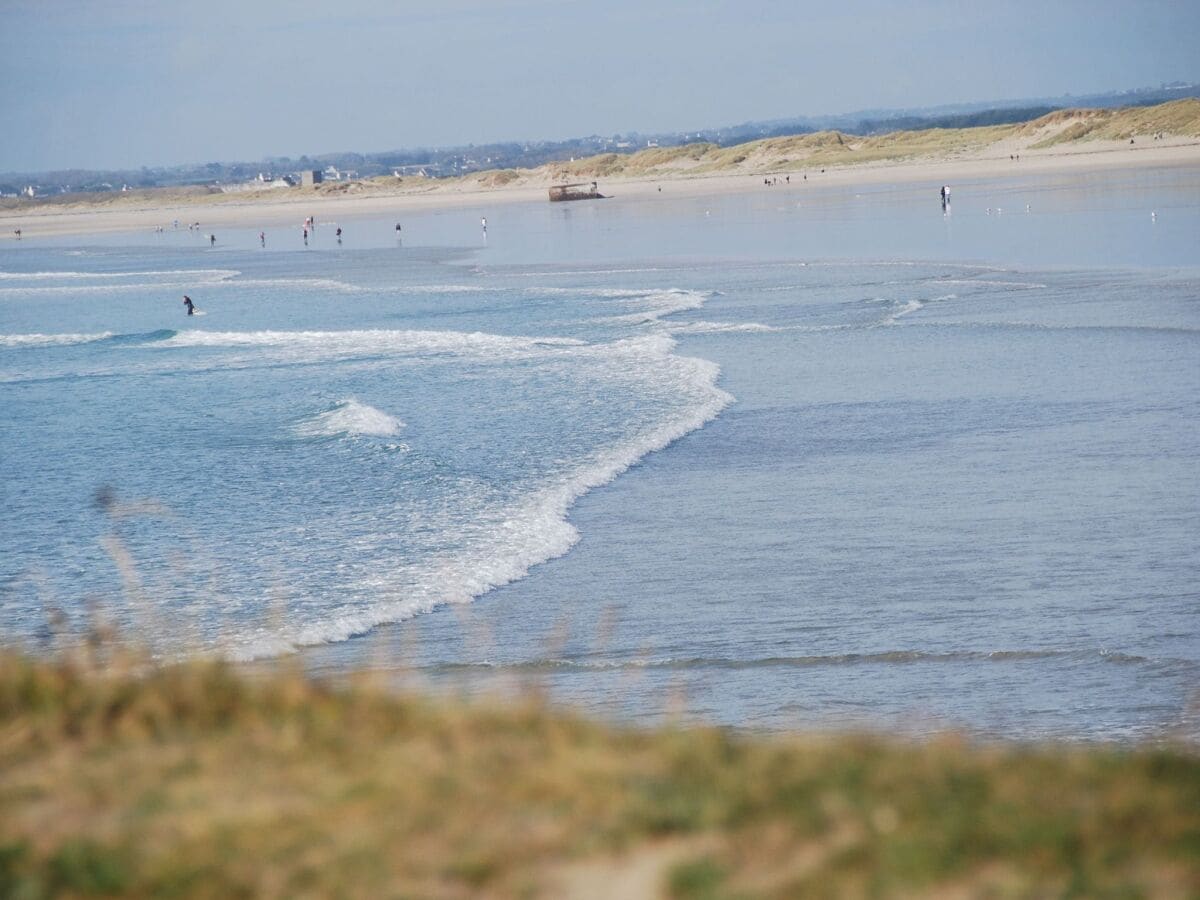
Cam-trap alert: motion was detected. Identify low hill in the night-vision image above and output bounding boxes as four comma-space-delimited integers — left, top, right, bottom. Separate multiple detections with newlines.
1, 650, 1197, 898
529, 98, 1200, 183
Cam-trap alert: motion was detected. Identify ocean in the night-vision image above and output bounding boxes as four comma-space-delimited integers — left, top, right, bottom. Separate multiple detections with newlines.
2, 165, 1198, 741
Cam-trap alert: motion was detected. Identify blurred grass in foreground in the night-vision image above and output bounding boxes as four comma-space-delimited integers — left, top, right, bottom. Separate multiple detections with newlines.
1, 648, 1197, 899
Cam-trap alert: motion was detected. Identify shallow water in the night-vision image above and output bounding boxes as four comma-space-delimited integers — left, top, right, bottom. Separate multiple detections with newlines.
2, 165, 1198, 740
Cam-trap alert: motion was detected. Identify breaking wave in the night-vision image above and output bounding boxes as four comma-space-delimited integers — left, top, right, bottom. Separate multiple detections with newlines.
295, 399, 405, 438
0, 331, 115, 348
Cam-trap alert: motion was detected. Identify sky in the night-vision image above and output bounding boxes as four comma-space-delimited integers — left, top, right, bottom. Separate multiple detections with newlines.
1, 0, 1198, 173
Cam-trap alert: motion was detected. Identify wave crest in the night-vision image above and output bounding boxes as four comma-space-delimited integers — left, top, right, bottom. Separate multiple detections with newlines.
295, 399, 405, 438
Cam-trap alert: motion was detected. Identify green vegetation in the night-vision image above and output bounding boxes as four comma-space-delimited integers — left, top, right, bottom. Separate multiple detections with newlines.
1, 649, 1197, 898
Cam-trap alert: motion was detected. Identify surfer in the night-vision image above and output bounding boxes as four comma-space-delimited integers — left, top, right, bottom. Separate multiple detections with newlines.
183, 295, 195, 316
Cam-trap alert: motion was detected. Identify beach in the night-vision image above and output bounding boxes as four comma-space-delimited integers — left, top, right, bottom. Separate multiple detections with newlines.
3, 132, 1199, 239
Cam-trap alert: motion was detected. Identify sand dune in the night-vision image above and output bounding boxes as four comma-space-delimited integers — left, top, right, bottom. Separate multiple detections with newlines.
3, 99, 1198, 238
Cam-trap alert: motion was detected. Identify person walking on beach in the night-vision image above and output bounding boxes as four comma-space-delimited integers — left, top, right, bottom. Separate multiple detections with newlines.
260, 231, 266, 247
336, 227, 342, 244
13, 229, 20, 240
183, 295, 195, 316
209, 234, 216, 247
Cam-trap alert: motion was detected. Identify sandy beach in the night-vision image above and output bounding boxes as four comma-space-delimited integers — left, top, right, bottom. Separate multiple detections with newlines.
4, 137, 1198, 240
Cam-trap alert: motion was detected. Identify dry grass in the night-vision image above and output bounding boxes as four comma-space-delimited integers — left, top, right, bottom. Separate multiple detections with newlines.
6, 99, 1199, 218
1, 647, 1197, 898
1026, 98, 1200, 148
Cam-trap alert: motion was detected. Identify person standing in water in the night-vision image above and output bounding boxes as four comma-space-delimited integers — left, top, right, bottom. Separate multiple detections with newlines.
183, 295, 195, 316
259, 231, 266, 247
336, 226, 342, 243
209, 234, 216, 247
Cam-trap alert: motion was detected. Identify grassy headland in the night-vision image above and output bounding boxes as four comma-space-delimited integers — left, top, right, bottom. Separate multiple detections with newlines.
1, 649, 1197, 898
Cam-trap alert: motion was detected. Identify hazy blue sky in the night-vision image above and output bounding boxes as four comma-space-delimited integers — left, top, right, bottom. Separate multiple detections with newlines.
2, 0, 1197, 172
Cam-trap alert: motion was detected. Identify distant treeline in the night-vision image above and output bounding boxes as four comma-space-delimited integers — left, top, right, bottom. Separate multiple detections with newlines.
850, 106, 1060, 135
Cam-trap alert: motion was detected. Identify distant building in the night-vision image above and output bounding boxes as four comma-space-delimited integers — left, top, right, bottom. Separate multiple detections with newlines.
392, 164, 441, 178
300, 170, 323, 187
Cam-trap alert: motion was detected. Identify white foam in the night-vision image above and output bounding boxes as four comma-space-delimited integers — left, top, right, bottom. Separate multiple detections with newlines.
395, 284, 485, 294
159, 328, 587, 361
669, 321, 779, 334
601, 289, 708, 325
227, 277, 366, 294
0, 268, 240, 297
934, 279, 1048, 289
0, 331, 114, 348
295, 399, 405, 438
878, 293, 959, 326
0, 269, 237, 281
224, 332, 733, 660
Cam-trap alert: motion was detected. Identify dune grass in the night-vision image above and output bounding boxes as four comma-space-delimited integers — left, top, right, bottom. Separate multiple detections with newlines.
1, 648, 1197, 899
5, 100, 1200, 218
1027, 98, 1200, 148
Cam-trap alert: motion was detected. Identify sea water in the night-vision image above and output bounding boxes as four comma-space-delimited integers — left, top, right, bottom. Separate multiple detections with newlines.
2, 165, 1198, 740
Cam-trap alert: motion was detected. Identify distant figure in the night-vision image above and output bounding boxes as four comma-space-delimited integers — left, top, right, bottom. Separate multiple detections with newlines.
481, 216, 487, 234
259, 231, 266, 247
395, 223, 402, 233
173, 219, 179, 229
940, 185, 947, 209
336, 226, 342, 244
183, 295, 195, 316
13, 229, 20, 240
303, 228, 308, 245
209, 234, 216, 247
786, 175, 790, 184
